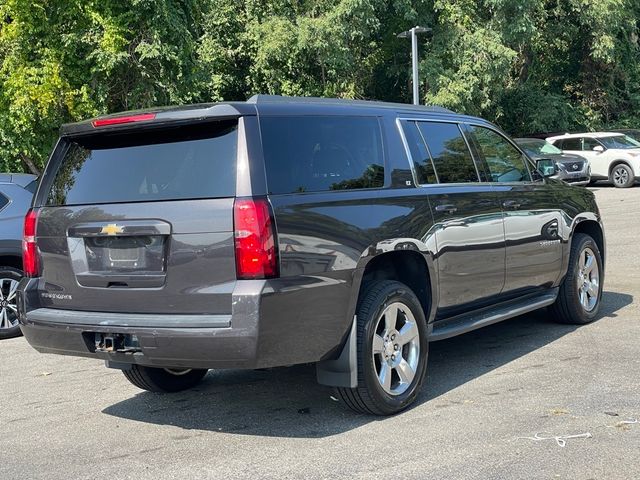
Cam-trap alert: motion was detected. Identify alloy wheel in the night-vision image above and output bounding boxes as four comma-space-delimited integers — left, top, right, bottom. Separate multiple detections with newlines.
576, 247, 599, 312
613, 167, 629, 186
372, 302, 420, 396
0, 278, 19, 331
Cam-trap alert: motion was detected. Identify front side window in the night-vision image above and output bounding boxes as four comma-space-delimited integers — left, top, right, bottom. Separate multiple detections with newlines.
469, 126, 531, 183
416, 122, 478, 183
260, 116, 384, 194
582, 137, 601, 151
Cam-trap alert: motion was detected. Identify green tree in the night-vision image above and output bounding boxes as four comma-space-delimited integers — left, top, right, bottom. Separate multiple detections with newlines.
0, 0, 203, 173
1, 0, 639, 172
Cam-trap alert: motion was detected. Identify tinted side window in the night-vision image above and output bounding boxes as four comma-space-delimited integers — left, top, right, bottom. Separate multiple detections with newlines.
561, 138, 581, 150
416, 122, 478, 183
24, 180, 38, 195
582, 137, 599, 151
401, 121, 437, 184
47, 121, 238, 206
261, 116, 384, 194
469, 126, 531, 183
0, 192, 9, 210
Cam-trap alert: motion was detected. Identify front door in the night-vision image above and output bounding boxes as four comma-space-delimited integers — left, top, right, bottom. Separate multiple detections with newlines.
578, 137, 610, 178
466, 125, 563, 294
559, 136, 609, 179
401, 120, 505, 314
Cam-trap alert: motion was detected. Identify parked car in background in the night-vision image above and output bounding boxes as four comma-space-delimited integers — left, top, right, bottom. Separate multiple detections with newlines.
0, 173, 37, 339
547, 132, 640, 188
612, 129, 640, 143
514, 138, 590, 186
18, 96, 605, 415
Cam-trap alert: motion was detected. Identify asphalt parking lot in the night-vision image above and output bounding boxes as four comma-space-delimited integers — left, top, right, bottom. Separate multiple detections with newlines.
1, 185, 638, 480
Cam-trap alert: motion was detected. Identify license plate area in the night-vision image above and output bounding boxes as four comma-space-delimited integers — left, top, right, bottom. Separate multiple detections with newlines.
67, 219, 171, 288
84, 235, 165, 272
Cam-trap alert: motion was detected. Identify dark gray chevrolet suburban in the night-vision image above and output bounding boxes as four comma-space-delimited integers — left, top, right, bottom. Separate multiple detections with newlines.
18, 95, 605, 415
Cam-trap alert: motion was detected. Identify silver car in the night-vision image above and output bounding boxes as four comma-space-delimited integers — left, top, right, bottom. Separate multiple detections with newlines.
0, 173, 37, 339
515, 138, 591, 186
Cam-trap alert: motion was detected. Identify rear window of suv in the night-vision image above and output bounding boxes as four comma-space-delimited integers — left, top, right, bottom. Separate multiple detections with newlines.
260, 116, 384, 194
46, 121, 237, 206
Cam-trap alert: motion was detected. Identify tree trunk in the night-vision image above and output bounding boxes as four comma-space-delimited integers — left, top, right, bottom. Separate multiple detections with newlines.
20, 154, 40, 175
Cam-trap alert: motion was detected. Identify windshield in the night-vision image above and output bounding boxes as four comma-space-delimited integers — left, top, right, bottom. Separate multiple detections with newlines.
599, 135, 640, 149
518, 139, 562, 156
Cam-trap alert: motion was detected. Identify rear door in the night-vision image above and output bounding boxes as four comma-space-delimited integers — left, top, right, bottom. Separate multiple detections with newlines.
466, 125, 563, 294
401, 120, 505, 315
34, 119, 239, 315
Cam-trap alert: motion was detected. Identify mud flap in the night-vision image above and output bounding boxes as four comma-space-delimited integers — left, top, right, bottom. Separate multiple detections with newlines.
316, 316, 357, 388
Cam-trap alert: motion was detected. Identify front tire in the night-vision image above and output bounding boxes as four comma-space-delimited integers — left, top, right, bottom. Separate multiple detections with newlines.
335, 280, 428, 415
550, 233, 603, 324
0, 267, 24, 340
610, 163, 634, 188
123, 365, 208, 392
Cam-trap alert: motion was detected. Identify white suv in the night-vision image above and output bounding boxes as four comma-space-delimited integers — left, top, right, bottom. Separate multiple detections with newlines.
547, 132, 640, 188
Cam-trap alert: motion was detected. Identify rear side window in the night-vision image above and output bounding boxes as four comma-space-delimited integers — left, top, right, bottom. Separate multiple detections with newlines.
0, 192, 9, 211
401, 121, 437, 184
416, 122, 479, 183
560, 138, 581, 150
46, 121, 237, 206
260, 116, 384, 194
24, 180, 38, 194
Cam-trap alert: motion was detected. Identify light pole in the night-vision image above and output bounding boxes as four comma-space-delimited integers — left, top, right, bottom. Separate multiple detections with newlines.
397, 26, 432, 105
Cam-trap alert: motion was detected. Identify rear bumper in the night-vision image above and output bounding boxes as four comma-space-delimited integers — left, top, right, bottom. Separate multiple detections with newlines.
18, 279, 263, 370
18, 273, 354, 370
20, 320, 254, 370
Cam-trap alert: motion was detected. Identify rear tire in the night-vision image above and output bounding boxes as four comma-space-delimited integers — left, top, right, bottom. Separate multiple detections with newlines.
610, 163, 634, 188
122, 365, 208, 392
550, 233, 603, 324
335, 280, 428, 415
0, 267, 24, 340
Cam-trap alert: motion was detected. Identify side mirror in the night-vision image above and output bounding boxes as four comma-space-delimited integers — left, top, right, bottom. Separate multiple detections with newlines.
536, 158, 557, 177
593, 145, 604, 153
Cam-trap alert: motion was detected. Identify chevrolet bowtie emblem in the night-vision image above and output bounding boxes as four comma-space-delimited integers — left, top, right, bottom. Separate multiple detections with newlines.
100, 224, 124, 236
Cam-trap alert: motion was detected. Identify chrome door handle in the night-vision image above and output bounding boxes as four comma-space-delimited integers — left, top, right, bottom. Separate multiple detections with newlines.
435, 204, 458, 214
503, 200, 521, 209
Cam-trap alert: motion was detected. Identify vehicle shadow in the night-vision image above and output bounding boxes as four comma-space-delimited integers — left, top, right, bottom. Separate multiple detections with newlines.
102, 290, 632, 438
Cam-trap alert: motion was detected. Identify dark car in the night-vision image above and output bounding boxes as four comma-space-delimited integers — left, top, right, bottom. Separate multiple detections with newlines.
18, 96, 605, 415
0, 173, 37, 339
514, 138, 591, 186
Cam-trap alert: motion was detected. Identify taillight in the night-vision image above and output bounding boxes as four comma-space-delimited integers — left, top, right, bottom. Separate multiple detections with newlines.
233, 198, 278, 279
23, 208, 40, 277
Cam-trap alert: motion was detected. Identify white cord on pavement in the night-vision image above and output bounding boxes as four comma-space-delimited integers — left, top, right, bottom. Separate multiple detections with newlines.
517, 432, 592, 448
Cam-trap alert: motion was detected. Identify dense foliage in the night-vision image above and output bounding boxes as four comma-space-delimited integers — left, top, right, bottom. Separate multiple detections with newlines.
1, 0, 639, 173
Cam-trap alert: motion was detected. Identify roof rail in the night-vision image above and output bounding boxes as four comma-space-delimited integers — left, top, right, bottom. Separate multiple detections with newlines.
246, 94, 454, 113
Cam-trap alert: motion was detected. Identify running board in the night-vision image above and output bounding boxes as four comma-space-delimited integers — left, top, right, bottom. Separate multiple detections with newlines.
430, 288, 559, 342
